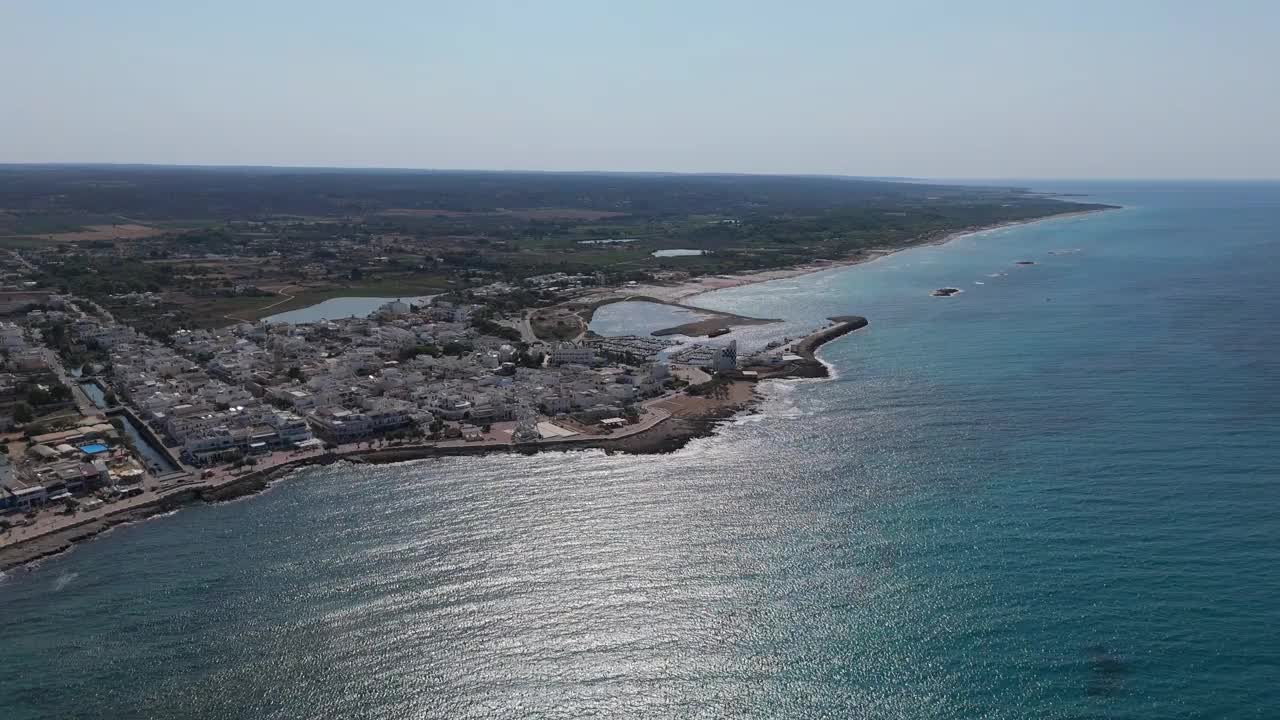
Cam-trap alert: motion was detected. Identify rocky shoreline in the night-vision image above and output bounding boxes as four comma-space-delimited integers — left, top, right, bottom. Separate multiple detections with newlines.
0, 461, 329, 571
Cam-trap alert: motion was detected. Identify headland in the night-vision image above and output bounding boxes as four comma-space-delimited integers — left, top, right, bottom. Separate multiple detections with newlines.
0, 316, 866, 571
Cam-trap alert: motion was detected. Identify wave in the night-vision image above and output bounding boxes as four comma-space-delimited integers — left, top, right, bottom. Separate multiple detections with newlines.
52, 572, 79, 592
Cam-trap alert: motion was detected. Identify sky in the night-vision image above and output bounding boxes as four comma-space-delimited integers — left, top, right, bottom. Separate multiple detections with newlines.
2, 0, 1277, 179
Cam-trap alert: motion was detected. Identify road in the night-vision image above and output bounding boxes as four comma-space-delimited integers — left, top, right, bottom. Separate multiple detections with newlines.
225, 287, 296, 322
503, 311, 540, 344
9, 250, 36, 272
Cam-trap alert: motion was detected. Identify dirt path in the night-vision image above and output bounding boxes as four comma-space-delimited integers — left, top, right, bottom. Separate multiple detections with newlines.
224, 287, 297, 322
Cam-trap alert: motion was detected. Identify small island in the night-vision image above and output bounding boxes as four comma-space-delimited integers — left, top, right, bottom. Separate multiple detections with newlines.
931, 287, 962, 297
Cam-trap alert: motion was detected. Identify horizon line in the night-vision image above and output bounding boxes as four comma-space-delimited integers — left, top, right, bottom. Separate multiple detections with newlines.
0, 161, 1276, 183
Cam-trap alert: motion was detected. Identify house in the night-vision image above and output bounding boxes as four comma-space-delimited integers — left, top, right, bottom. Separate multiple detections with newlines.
377, 299, 411, 316
307, 409, 373, 444
268, 411, 314, 446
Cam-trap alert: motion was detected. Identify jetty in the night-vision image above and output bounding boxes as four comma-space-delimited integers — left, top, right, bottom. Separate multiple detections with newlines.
745, 315, 868, 379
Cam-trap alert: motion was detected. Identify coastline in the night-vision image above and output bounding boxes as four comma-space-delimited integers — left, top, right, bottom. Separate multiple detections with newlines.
597, 207, 1115, 306
0, 318, 861, 572
0, 207, 1109, 573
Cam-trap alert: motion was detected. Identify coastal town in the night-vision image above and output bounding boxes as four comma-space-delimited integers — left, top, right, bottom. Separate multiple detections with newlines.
0, 167, 1098, 569
0, 277, 863, 568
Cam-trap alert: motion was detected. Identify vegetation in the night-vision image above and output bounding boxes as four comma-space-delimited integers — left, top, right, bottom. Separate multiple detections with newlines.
398, 344, 442, 361
13, 402, 34, 423
0, 166, 1113, 333
686, 377, 732, 400
471, 316, 521, 343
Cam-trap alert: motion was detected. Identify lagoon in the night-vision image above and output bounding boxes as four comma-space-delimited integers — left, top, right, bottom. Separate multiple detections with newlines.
264, 296, 434, 324
651, 248, 705, 257
587, 300, 713, 337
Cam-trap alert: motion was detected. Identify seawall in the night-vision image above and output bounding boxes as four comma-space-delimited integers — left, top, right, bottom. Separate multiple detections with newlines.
749, 315, 868, 379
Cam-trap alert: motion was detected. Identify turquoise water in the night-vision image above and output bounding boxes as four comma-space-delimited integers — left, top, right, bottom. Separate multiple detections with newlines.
2, 183, 1278, 718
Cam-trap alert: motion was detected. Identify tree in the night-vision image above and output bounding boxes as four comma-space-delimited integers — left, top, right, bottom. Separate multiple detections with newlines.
24, 386, 51, 405
442, 340, 471, 357
13, 402, 33, 423
287, 366, 304, 382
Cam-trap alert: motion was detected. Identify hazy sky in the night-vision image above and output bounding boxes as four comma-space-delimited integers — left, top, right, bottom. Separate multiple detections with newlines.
3, 1, 1277, 178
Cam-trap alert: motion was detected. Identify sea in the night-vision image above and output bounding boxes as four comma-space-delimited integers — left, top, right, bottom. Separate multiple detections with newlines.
2, 182, 1277, 719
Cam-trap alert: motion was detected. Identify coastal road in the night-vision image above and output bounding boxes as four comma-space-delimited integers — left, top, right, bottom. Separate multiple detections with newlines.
519, 312, 539, 343
0, 402, 686, 568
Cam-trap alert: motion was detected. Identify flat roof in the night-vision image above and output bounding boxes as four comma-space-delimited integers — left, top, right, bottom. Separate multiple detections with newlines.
536, 421, 578, 439
31, 429, 83, 444
79, 443, 109, 454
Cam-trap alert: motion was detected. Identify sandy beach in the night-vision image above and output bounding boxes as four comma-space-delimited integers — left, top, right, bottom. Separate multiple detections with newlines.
591, 207, 1112, 305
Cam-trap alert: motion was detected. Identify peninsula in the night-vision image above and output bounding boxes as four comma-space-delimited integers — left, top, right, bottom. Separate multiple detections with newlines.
0, 312, 863, 571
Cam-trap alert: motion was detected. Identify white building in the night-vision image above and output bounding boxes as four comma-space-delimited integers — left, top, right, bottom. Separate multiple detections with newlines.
268, 411, 314, 446
378, 299, 411, 316
711, 340, 738, 373
307, 409, 372, 444
548, 343, 597, 367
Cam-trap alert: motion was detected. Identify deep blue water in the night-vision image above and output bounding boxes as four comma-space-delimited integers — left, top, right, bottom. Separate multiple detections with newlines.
2, 182, 1278, 719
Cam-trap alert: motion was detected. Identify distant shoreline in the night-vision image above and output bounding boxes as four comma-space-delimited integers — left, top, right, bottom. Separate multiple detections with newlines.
587, 206, 1117, 307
